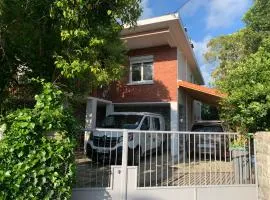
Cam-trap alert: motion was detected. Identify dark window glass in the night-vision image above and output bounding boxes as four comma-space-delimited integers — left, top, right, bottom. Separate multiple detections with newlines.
143, 62, 153, 80
100, 115, 143, 129
132, 63, 141, 81
131, 61, 153, 82
141, 117, 150, 130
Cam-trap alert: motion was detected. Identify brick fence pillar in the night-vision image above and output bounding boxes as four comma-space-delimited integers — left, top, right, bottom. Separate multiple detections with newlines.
256, 132, 270, 200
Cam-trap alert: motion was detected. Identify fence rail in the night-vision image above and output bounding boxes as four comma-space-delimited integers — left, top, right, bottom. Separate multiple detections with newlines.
73, 129, 256, 188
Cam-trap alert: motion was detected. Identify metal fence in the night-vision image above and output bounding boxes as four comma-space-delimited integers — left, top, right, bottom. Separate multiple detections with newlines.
73, 129, 256, 188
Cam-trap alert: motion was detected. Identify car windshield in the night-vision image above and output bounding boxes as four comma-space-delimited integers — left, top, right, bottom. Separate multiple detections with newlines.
191, 125, 223, 132
99, 115, 143, 129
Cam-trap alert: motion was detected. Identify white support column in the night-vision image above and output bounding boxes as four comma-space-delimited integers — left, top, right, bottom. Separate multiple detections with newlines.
170, 101, 179, 131
170, 102, 179, 159
185, 95, 189, 131
84, 98, 97, 152
121, 129, 128, 200
106, 103, 114, 116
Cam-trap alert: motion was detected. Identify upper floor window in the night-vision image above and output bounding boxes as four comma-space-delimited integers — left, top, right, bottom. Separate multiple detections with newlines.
129, 55, 153, 84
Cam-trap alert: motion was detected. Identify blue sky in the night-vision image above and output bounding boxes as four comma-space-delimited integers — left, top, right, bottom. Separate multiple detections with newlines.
140, 0, 253, 85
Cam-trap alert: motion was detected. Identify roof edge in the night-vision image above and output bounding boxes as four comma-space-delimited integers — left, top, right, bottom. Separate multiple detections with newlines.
124, 13, 179, 29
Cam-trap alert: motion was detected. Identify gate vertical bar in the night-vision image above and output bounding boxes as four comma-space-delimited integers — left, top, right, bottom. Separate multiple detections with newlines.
121, 129, 128, 200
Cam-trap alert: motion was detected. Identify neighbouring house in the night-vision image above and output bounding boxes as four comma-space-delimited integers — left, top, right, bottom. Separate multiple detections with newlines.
85, 13, 225, 134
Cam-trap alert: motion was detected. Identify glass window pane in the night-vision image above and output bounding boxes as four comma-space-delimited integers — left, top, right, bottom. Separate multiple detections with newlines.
143, 62, 152, 80
100, 115, 143, 129
132, 63, 141, 82
141, 117, 150, 130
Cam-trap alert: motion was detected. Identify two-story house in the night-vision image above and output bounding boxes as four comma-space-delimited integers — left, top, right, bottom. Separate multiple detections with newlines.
85, 13, 225, 133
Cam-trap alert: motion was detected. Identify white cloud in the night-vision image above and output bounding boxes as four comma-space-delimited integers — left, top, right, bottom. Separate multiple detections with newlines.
181, 0, 209, 17
192, 36, 217, 85
206, 0, 251, 29
192, 35, 211, 64
181, 0, 251, 29
140, 0, 154, 19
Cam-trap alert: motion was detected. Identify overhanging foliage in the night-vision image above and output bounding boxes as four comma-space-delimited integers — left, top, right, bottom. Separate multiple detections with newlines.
0, 0, 142, 109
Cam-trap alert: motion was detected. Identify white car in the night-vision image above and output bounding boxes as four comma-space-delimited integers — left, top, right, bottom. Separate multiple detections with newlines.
86, 112, 165, 165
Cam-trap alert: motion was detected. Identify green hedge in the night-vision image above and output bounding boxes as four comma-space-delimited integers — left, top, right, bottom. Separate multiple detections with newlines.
0, 81, 78, 200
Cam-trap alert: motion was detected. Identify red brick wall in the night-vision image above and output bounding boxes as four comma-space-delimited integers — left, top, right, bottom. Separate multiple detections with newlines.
109, 45, 178, 103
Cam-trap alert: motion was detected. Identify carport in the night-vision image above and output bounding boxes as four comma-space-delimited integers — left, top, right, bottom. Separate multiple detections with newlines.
177, 80, 226, 106
177, 80, 226, 133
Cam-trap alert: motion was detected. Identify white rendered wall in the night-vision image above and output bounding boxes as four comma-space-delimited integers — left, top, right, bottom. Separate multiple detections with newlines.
106, 103, 114, 116
85, 99, 97, 129
170, 102, 181, 159
84, 99, 97, 151
170, 102, 179, 131
177, 49, 187, 81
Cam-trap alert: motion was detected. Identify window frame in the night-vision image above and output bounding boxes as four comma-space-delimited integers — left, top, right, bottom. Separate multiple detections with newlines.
128, 55, 154, 85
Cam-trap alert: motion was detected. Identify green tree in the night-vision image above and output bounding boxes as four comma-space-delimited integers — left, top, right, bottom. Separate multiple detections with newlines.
0, 1, 142, 198
0, 81, 78, 199
205, 0, 270, 133
0, 0, 142, 110
0, 0, 59, 106
244, 0, 270, 32
204, 30, 247, 82
242, 0, 270, 53
219, 39, 270, 133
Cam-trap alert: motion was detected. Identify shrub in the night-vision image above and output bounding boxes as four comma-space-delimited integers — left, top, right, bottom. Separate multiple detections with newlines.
0, 81, 78, 200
